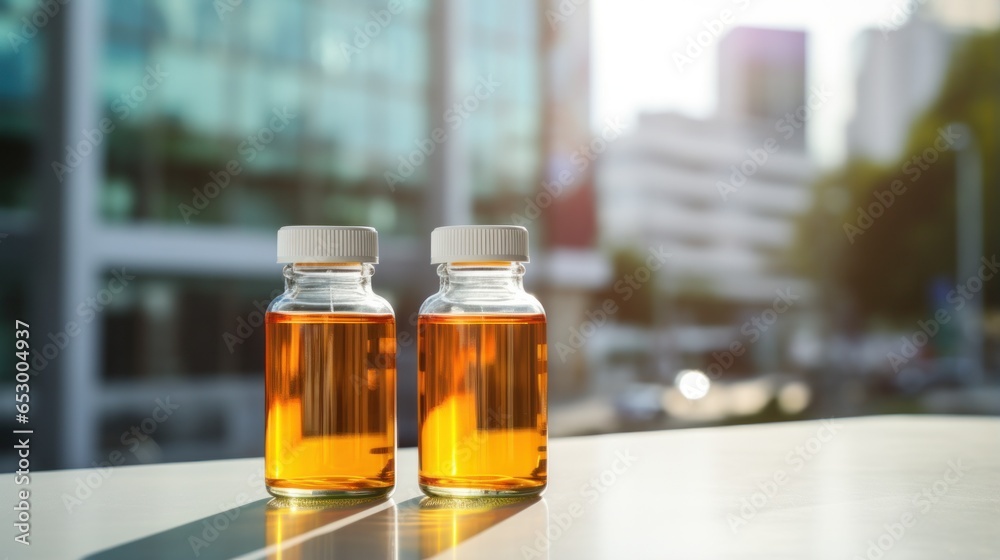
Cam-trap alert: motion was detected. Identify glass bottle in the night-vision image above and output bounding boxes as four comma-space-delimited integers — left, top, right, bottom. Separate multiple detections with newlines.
417, 225, 547, 497
265, 226, 396, 498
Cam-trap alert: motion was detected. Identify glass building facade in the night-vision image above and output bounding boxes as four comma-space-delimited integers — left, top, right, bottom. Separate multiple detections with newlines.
100, 0, 432, 232
0, 0, 42, 450
0, 0, 544, 468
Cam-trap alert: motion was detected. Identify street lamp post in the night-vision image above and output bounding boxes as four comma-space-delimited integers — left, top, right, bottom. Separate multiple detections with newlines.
951, 122, 984, 382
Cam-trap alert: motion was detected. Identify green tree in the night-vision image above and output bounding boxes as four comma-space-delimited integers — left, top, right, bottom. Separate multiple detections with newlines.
597, 249, 657, 325
798, 28, 1000, 325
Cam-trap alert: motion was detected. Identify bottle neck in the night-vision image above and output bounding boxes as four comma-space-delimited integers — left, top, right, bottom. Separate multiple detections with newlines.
438, 262, 526, 293
284, 262, 374, 295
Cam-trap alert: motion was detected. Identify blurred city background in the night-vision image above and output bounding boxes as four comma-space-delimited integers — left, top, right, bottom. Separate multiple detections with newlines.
1, 0, 998, 470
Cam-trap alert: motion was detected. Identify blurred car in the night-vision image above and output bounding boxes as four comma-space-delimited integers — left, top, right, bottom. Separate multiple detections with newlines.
895, 358, 981, 395
614, 383, 666, 423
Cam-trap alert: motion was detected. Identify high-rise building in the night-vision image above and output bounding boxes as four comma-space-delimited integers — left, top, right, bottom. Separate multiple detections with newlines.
719, 27, 808, 151
1, 0, 549, 469
847, 15, 954, 163
847, 0, 1000, 163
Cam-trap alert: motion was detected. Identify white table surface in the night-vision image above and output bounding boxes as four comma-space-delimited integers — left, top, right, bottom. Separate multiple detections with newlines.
4, 415, 999, 559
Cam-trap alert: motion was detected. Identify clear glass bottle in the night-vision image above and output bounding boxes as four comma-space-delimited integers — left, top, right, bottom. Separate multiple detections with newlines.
418, 225, 548, 497
265, 226, 396, 498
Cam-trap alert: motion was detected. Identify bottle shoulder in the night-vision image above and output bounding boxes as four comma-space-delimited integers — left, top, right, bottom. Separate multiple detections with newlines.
268, 289, 395, 316
418, 289, 545, 316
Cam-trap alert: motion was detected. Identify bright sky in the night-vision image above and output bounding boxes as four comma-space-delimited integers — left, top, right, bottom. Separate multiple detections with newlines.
591, 0, 923, 168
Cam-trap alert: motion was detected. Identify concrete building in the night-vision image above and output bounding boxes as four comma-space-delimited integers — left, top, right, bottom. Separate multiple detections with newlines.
595, 28, 817, 373
598, 113, 815, 304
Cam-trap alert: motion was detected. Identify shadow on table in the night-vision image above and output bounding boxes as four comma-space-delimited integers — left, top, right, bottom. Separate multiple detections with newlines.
83, 496, 382, 560
85, 494, 544, 559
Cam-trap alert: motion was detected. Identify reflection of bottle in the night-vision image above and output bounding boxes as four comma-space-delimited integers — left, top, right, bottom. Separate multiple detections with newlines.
414, 497, 548, 559
265, 497, 396, 559
265, 226, 396, 498
418, 226, 548, 497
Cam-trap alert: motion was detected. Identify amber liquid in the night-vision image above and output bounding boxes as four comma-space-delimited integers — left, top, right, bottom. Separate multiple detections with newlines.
418, 313, 547, 496
265, 312, 396, 497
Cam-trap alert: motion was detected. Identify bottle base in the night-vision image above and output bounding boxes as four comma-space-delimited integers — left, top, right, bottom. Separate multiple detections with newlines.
419, 481, 545, 499
266, 482, 394, 500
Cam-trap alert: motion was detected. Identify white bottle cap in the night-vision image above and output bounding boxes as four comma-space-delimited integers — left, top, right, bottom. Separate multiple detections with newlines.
277, 226, 378, 263
430, 225, 529, 264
